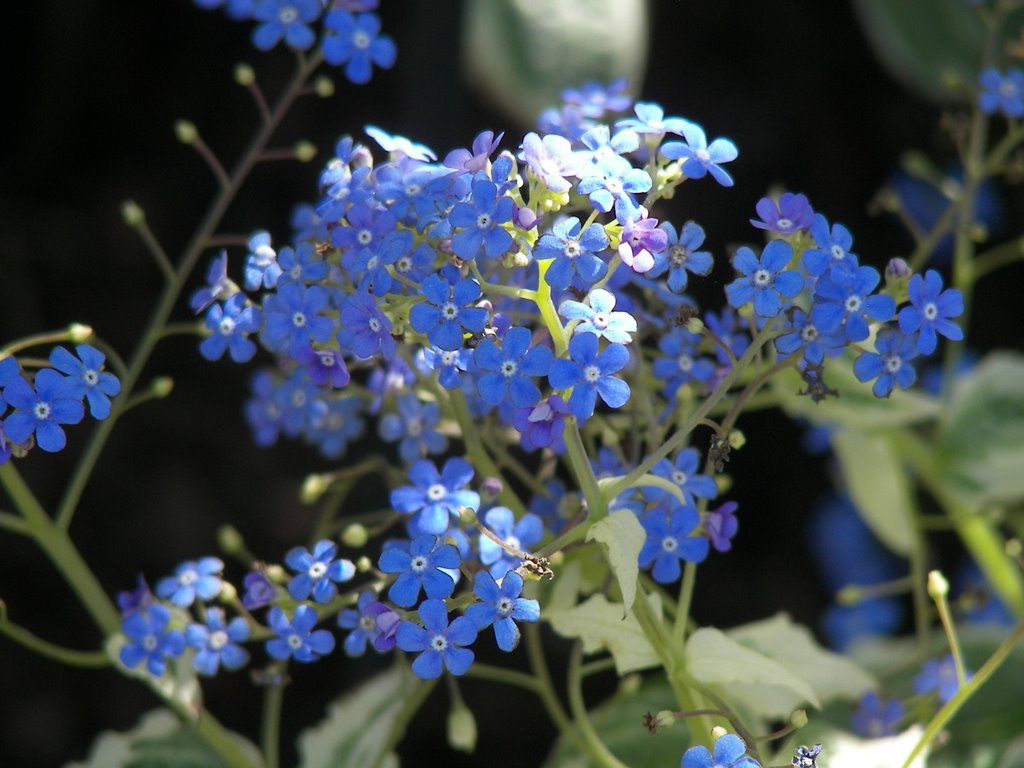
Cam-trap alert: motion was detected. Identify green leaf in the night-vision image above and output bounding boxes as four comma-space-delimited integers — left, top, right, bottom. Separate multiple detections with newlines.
462, 0, 649, 127
818, 726, 929, 768
686, 626, 819, 720
726, 614, 875, 708
546, 593, 661, 675
776, 352, 941, 430
297, 666, 415, 768
851, 0, 1024, 102
64, 709, 260, 768
831, 427, 915, 556
937, 353, 1024, 506
586, 509, 645, 614
540, 676, 682, 768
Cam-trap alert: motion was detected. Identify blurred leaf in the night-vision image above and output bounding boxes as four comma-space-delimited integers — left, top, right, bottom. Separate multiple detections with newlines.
546, 593, 661, 675
831, 428, 915, 556
297, 666, 414, 768
463, 0, 648, 127
937, 353, 1024, 506
586, 509, 645, 613
686, 626, 819, 719
851, 0, 1022, 102
64, 709, 260, 768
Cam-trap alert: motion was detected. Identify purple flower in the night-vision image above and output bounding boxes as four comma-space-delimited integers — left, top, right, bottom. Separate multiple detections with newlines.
190, 251, 235, 314
338, 591, 395, 656
898, 269, 964, 355
750, 192, 814, 234
660, 122, 738, 187
396, 598, 477, 679
725, 240, 804, 318
704, 501, 739, 553
617, 212, 668, 274
548, 333, 631, 421
2, 369, 84, 452
444, 130, 504, 174
520, 132, 578, 193
513, 394, 570, 453
294, 346, 350, 388
242, 570, 277, 610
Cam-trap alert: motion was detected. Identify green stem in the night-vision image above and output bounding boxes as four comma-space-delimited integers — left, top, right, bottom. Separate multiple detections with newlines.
55, 50, 324, 533
902, 619, 1024, 768
261, 675, 285, 768
567, 641, 630, 768
671, 561, 698, 652
0, 606, 109, 667
972, 235, 1024, 281
371, 675, 438, 768
525, 622, 584, 751
464, 662, 541, 692
0, 510, 30, 535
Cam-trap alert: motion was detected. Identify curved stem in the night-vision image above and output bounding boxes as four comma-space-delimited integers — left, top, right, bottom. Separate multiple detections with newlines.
567, 641, 630, 768
0, 606, 109, 668
55, 50, 324, 533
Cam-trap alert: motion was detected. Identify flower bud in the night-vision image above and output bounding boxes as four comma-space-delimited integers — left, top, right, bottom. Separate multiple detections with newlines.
686, 317, 705, 335
174, 120, 198, 145
458, 505, 478, 527
928, 569, 950, 600
294, 141, 317, 163
710, 725, 728, 741
300, 473, 331, 504
342, 523, 368, 549
68, 323, 94, 342
233, 63, 255, 86
791, 709, 808, 728
120, 200, 145, 227
447, 703, 477, 753
217, 525, 245, 556
654, 709, 676, 728
150, 377, 174, 399
356, 555, 373, 573
727, 430, 745, 450
313, 75, 334, 98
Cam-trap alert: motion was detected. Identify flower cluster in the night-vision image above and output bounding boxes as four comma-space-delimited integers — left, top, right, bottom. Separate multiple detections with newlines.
192, 0, 396, 84
0, 344, 120, 462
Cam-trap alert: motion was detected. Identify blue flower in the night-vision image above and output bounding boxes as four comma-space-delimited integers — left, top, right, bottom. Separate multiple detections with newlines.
338, 591, 395, 656
561, 78, 632, 118
185, 607, 250, 676
513, 394, 570, 454
379, 534, 460, 607
520, 132, 578, 194
576, 152, 651, 222
914, 653, 970, 704
616, 101, 691, 138
244, 230, 281, 290
2, 369, 84, 453
266, 605, 335, 663
48, 344, 121, 420
559, 288, 637, 344
390, 457, 481, 535
276, 241, 329, 286
853, 328, 919, 398
774, 307, 845, 366
418, 346, 471, 389
652, 327, 715, 396
155, 557, 224, 607
811, 262, 895, 342
548, 333, 631, 421
323, 10, 397, 84
638, 504, 709, 583
648, 221, 713, 293
189, 251, 235, 314
750, 192, 814, 235
465, 570, 540, 651
647, 448, 718, 507
242, 570, 277, 610
261, 282, 336, 357
251, 0, 321, 51
802, 213, 857, 276
682, 732, 760, 768
285, 539, 356, 603
897, 269, 964, 355
119, 603, 185, 677
725, 240, 803, 318
478, 506, 544, 580
396, 598, 477, 679
294, 345, 350, 388
660, 122, 738, 187
534, 216, 609, 291
378, 393, 447, 463
473, 326, 553, 408
851, 691, 904, 738
979, 67, 1024, 118
409, 273, 489, 351
338, 290, 395, 360
200, 294, 262, 363
449, 179, 516, 261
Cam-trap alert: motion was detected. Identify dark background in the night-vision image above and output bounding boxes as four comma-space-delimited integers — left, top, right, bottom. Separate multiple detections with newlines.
2, 2, 1020, 766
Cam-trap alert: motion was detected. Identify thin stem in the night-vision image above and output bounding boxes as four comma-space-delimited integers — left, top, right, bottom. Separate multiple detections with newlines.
0, 511, 30, 536
579, 657, 617, 677
192, 134, 232, 191
131, 214, 176, 283
260, 674, 286, 768
524, 622, 583, 750
973, 235, 1024, 281
2, 327, 86, 357
0, 605, 109, 667
567, 641, 629, 768
671, 561, 698, 651
370, 674, 437, 768
464, 662, 541, 692
56, 50, 324, 533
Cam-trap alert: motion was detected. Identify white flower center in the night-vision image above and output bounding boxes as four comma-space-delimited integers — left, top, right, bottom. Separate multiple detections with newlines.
308, 562, 327, 580
209, 630, 228, 651
427, 483, 447, 501
661, 536, 679, 553
292, 311, 307, 328
776, 217, 793, 231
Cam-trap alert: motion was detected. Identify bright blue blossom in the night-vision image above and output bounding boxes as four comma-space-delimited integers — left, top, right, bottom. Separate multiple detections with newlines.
332, 204, 397, 274
750, 192, 814, 235
185, 607, 250, 677
251, 0, 321, 51
682, 733, 760, 768
261, 282, 335, 357
648, 448, 718, 507
639, 504, 709, 583
390, 457, 480, 535
725, 240, 803, 318
559, 288, 637, 344
323, 9, 397, 84
277, 242, 329, 286
156, 557, 224, 607
285, 539, 355, 603
914, 653, 970, 704
266, 605, 335, 663
851, 691, 904, 738
409, 273, 489, 351
396, 598, 477, 679
576, 151, 651, 221
465, 570, 540, 651
379, 392, 447, 463
119, 603, 185, 678
811, 263, 895, 342
418, 346, 471, 389
378, 534, 460, 607
294, 346, 350, 388
979, 67, 1024, 118
774, 307, 845, 366
648, 221, 713, 293
616, 101, 691, 138
548, 333, 631, 421
200, 294, 262, 363
449, 179, 516, 261
473, 326, 553, 408
853, 328, 919, 398
244, 230, 281, 290
48, 344, 120, 419
660, 122, 738, 186
478, 506, 544, 580
338, 290, 396, 360
802, 213, 857, 275
898, 269, 964, 355
2, 369, 84, 453
534, 216, 609, 290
